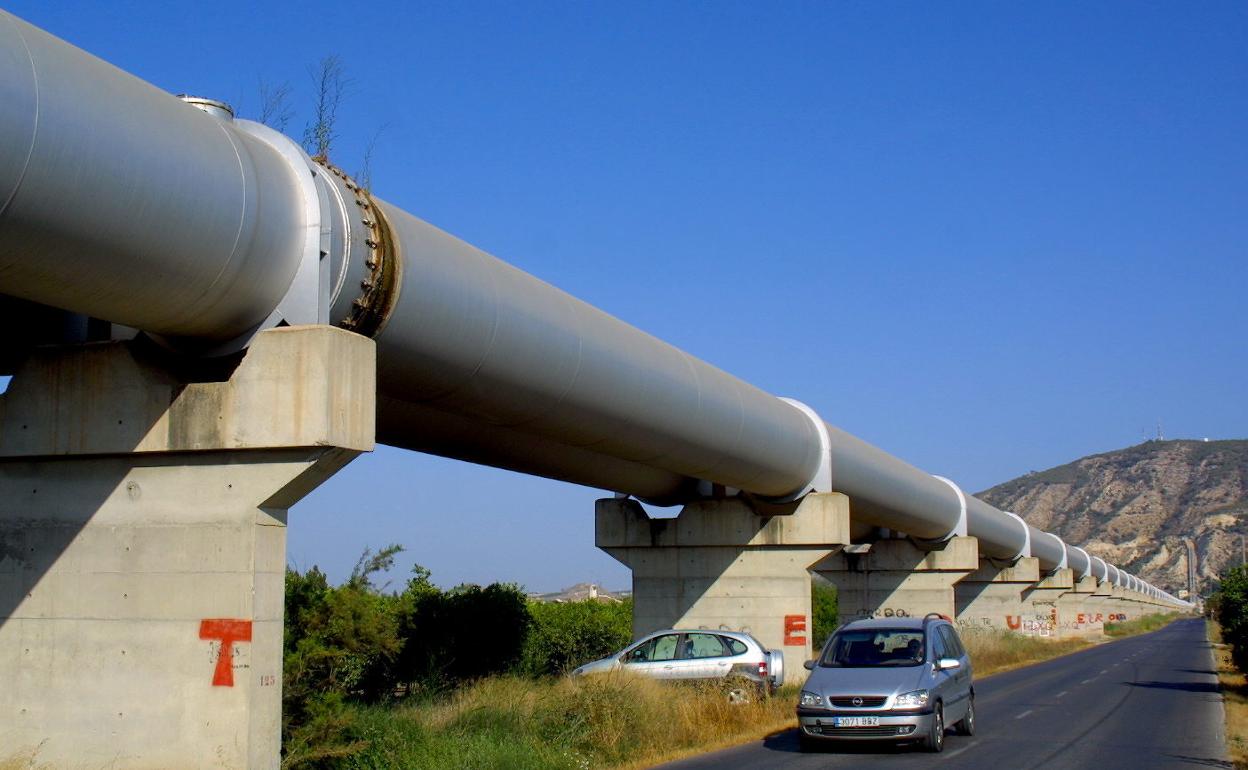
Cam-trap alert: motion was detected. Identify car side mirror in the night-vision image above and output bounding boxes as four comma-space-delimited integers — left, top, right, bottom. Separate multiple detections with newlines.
804, 659, 815, 671
937, 658, 961, 671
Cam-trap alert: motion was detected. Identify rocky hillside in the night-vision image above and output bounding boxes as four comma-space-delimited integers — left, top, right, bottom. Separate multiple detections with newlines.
978, 439, 1248, 597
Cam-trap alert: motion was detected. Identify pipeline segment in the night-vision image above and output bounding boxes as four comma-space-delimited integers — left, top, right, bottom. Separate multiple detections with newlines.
0, 9, 1188, 607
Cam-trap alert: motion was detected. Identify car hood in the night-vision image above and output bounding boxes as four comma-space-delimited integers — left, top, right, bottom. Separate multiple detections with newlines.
572, 655, 620, 676
805, 664, 929, 697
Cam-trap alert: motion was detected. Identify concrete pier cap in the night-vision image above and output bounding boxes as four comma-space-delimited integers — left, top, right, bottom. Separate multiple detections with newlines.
597, 492, 850, 682
0, 325, 375, 769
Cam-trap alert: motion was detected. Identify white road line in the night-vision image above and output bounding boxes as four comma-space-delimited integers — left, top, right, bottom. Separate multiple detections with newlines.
1099, 669, 1108, 674
1056, 691, 1068, 698
1080, 678, 1095, 684
942, 744, 973, 760
1015, 710, 1033, 720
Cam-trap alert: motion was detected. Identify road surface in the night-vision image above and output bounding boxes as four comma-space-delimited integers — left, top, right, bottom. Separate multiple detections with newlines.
657, 618, 1228, 770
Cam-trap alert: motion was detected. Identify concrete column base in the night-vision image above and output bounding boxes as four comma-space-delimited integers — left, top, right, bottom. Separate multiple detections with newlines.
597, 493, 849, 676
954, 557, 1040, 636
1017, 569, 1075, 637
1055, 575, 1104, 637
0, 326, 375, 769
815, 536, 979, 623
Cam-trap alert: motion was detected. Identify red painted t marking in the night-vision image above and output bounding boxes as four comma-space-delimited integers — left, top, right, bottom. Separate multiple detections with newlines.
200, 619, 253, 687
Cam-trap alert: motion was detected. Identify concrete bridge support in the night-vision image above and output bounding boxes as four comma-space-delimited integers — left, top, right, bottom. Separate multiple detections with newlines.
1017, 569, 1075, 637
1055, 575, 1104, 637
0, 326, 375, 769
815, 536, 978, 624
596, 493, 849, 676
954, 557, 1041, 636
1105, 586, 1138, 623
1082, 579, 1118, 628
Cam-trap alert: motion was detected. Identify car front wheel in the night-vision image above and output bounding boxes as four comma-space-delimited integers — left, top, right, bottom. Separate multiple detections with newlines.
924, 703, 945, 752
955, 695, 975, 736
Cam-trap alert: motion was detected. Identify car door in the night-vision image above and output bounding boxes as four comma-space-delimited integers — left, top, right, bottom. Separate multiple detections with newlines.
621, 633, 681, 679
933, 623, 968, 718
939, 625, 973, 718
679, 632, 730, 680
930, 626, 955, 710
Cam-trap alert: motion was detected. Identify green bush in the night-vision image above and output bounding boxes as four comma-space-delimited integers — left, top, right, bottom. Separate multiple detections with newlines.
1217, 565, 1248, 671
521, 599, 633, 676
811, 579, 838, 651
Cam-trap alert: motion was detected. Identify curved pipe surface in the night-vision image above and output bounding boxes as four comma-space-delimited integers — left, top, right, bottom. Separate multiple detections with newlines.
0, 11, 307, 344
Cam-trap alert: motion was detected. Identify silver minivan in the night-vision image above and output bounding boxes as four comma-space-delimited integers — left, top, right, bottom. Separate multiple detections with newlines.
572, 629, 784, 700
797, 614, 974, 752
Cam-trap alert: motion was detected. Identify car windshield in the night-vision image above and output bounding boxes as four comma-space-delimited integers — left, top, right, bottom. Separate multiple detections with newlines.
819, 629, 925, 667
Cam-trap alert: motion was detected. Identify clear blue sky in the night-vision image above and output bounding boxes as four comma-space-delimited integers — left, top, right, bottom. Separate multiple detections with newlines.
6, 1, 1245, 592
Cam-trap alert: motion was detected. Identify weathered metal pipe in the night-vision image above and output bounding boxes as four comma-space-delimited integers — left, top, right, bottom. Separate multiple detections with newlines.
0, 9, 1189, 607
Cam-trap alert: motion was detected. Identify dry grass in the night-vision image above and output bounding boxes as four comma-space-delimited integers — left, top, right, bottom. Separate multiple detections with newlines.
1208, 620, 1248, 769
334, 673, 798, 770
961, 630, 1091, 677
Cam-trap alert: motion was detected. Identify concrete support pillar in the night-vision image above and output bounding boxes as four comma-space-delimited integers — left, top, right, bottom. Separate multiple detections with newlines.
597, 492, 849, 676
1017, 569, 1074, 637
815, 536, 978, 624
1055, 575, 1103, 637
953, 557, 1040, 636
1081, 579, 1117, 628
0, 327, 375, 769
1105, 586, 1137, 624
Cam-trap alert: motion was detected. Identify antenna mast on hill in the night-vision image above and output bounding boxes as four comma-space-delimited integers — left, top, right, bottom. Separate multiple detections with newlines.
1157, 419, 1164, 442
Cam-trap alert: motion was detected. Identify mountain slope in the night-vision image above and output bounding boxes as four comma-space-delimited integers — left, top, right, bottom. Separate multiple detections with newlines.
977, 439, 1248, 596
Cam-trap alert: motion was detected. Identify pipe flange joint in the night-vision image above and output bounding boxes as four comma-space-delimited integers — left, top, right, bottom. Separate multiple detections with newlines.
930, 476, 969, 540
775, 398, 832, 501
1068, 545, 1091, 580
1001, 511, 1031, 561
318, 159, 400, 338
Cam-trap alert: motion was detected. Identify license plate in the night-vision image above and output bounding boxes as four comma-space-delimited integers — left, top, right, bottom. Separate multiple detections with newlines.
832, 716, 880, 727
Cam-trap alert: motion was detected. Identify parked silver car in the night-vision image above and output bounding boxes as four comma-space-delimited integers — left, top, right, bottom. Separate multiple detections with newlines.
797, 614, 974, 752
572, 629, 784, 700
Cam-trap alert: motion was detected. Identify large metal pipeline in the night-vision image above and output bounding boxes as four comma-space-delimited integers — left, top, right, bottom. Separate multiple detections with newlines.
0, 10, 1188, 607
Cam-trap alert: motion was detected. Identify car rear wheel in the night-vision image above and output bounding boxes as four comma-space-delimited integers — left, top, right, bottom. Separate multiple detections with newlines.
923, 703, 945, 752
725, 679, 765, 704
955, 695, 975, 736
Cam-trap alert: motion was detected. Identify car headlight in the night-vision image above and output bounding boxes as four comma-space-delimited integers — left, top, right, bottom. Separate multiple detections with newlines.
893, 689, 930, 709
799, 690, 825, 707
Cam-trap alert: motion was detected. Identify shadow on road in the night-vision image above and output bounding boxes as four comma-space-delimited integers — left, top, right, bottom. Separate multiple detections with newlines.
764, 729, 913, 756
1164, 755, 1234, 768
1126, 680, 1221, 694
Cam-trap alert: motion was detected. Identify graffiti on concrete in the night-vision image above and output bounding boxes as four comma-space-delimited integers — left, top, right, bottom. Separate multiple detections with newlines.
200, 618, 252, 687
783, 614, 807, 646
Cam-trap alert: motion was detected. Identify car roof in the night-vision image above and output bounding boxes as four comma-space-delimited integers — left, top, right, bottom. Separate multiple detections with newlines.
646, 628, 755, 640
838, 617, 945, 632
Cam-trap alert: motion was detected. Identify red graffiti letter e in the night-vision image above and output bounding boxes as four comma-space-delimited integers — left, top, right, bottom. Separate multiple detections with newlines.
784, 614, 807, 646
200, 619, 253, 687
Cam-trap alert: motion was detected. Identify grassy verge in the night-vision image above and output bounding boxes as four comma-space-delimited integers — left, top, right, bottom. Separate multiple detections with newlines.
293, 619, 1188, 769
960, 630, 1090, 677
1104, 612, 1178, 637
288, 674, 798, 770
1208, 619, 1248, 769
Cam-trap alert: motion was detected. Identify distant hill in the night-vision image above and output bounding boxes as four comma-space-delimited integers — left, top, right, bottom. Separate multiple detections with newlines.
978, 439, 1248, 597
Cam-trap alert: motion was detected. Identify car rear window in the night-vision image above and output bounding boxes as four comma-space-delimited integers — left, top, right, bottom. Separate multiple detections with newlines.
820, 629, 925, 667
722, 637, 748, 655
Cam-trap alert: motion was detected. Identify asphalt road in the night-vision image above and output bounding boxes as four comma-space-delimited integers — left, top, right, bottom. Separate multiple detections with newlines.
656, 618, 1228, 770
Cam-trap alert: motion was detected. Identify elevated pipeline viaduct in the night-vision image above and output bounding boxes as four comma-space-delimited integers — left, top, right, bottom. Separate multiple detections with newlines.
0, 9, 1189, 768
